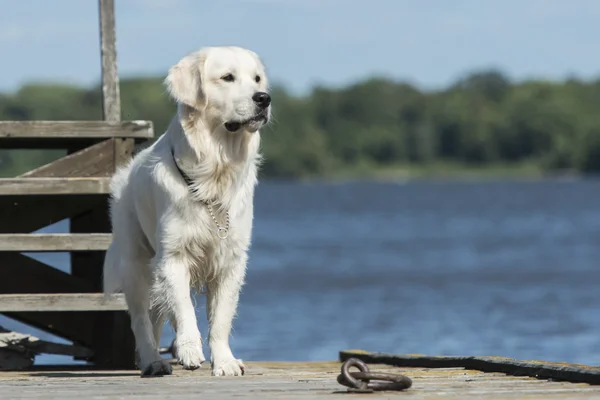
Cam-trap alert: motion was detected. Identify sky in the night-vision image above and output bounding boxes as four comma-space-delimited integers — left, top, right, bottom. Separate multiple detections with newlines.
0, 0, 598, 94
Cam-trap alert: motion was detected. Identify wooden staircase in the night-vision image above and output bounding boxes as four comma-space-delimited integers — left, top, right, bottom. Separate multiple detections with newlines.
0, 0, 152, 368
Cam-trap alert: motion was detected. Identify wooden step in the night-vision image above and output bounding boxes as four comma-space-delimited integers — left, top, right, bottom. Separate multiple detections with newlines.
0, 293, 128, 312
0, 120, 154, 149
0, 177, 110, 195
0, 234, 112, 252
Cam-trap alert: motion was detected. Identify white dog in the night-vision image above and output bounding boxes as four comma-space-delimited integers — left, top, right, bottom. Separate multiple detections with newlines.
102, 46, 270, 377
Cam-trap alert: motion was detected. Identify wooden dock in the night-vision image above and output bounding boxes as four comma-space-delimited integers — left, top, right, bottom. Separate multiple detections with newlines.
2, 361, 600, 399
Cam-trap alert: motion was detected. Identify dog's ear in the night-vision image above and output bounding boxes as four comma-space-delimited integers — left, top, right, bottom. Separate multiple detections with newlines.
165, 52, 205, 108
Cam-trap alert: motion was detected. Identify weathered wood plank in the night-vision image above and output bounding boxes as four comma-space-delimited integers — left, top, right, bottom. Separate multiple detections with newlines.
0, 195, 104, 233
0, 234, 112, 252
99, 0, 120, 122
2, 362, 600, 399
0, 294, 127, 312
20, 140, 115, 178
0, 177, 110, 195
0, 121, 152, 140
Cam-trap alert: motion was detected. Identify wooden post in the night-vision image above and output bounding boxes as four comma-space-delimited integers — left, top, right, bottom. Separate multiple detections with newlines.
99, 0, 120, 123
69, 0, 136, 368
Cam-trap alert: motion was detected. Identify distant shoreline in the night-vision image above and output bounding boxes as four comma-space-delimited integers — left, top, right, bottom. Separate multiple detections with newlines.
269, 161, 588, 183
1, 158, 591, 182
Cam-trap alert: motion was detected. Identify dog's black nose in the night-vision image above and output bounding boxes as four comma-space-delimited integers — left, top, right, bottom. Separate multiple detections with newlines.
252, 92, 271, 108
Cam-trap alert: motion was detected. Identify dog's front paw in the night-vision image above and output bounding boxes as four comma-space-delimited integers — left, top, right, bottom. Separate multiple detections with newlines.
141, 360, 173, 377
212, 356, 245, 376
175, 337, 206, 370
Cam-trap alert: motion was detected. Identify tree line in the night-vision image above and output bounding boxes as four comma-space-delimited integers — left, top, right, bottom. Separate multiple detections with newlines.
1, 70, 599, 178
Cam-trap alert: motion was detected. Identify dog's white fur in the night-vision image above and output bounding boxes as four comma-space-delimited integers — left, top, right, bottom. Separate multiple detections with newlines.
102, 46, 270, 377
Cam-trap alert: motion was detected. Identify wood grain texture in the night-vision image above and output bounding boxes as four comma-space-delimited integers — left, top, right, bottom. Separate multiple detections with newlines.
0, 177, 110, 195
98, 0, 120, 122
0, 121, 152, 139
0, 294, 127, 312
20, 140, 115, 178
1, 362, 600, 399
0, 234, 112, 252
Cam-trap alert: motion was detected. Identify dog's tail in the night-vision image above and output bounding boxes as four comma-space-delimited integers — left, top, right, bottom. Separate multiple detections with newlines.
103, 241, 122, 295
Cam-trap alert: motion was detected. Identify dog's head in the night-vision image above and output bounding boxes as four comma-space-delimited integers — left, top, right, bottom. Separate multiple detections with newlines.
165, 46, 271, 134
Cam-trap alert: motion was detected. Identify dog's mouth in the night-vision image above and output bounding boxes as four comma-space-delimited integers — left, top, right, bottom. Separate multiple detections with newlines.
224, 112, 269, 132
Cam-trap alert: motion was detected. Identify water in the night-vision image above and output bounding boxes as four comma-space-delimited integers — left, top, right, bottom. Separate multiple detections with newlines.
3, 179, 600, 366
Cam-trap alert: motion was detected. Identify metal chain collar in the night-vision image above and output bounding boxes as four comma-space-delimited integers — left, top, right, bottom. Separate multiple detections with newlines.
205, 201, 230, 240
172, 149, 230, 240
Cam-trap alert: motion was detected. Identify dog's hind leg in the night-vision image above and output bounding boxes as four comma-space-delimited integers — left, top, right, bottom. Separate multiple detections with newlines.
123, 257, 172, 377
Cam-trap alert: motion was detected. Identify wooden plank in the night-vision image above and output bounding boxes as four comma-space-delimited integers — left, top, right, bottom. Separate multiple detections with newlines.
20, 139, 115, 178
98, 0, 120, 122
0, 177, 110, 195
0, 234, 112, 252
0, 195, 104, 233
0, 294, 128, 312
2, 362, 600, 399
0, 121, 152, 140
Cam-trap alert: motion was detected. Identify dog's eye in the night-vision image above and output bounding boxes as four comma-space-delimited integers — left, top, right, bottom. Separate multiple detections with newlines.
255, 75, 261, 83
221, 74, 235, 82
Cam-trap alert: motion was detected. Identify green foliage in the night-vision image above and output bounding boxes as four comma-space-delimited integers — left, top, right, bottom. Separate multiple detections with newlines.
1, 70, 599, 179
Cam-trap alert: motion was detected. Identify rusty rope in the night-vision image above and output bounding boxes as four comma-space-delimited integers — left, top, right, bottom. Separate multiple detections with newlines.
337, 358, 412, 393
